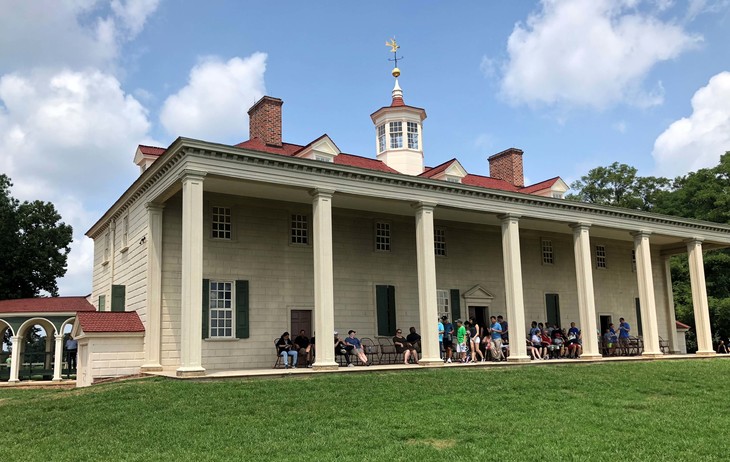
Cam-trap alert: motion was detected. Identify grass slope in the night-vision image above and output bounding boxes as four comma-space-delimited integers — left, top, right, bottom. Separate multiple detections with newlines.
3, 359, 730, 461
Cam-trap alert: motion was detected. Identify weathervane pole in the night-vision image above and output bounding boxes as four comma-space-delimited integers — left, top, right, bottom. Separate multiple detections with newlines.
385, 38, 403, 78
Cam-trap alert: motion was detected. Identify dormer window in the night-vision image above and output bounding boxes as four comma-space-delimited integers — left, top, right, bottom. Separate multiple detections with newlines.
407, 122, 419, 149
445, 176, 461, 183
389, 122, 403, 149
377, 124, 386, 153
314, 155, 333, 163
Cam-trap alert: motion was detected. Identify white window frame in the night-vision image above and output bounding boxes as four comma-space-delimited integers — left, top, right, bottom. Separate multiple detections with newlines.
377, 124, 386, 153
541, 239, 554, 265
212, 206, 232, 240
290, 214, 309, 245
434, 228, 446, 257
631, 250, 636, 273
375, 221, 391, 252
120, 214, 129, 253
596, 244, 607, 269
437, 289, 450, 316
209, 280, 234, 338
314, 154, 333, 162
407, 121, 419, 149
103, 230, 110, 264
389, 122, 403, 149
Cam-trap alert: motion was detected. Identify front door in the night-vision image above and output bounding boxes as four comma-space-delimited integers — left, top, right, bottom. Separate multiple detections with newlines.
468, 306, 488, 332
290, 310, 312, 337
600, 315, 612, 334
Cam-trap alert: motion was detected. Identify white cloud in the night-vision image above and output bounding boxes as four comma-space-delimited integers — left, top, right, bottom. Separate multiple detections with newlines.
160, 54, 268, 142
0, 69, 153, 296
499, 0, 701, 109
652, 71, 730, 177
0, 0, 159, 73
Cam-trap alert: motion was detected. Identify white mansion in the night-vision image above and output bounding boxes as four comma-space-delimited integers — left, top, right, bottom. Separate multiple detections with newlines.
75, 73, 729, 385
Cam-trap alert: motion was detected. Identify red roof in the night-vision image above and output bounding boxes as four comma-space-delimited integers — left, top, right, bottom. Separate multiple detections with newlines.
462, 174, 520, 192
334, 153, 399, 173
138, 145, 166, 157
0, 297, 96, 314
235, 138, 305, 156
519, 177, 561, 194
391, 96, 405, 107
420, 159, 457, 179
76, 311, 145, 333
676, 321, 691, 330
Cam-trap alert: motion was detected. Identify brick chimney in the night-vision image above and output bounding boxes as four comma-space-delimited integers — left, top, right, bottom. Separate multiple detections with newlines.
248, 96, 283, 147
488, 148, 524, 187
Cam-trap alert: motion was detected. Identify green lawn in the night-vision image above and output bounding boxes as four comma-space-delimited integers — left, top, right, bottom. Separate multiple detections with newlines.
3, 359, 730, 461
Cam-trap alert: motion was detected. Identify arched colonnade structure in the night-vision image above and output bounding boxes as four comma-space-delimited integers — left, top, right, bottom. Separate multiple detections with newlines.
0, 297, 95, 383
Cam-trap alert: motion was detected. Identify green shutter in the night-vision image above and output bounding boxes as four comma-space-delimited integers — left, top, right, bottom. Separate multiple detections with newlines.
635, 298, 643, 336
202, 279, 209, 339
376, 285, 397, 336
98, 295, 105, 312
546, 294, 560, 327
111, 285, 125, 312
450, 289, 461, 321
235, 280, 249, 339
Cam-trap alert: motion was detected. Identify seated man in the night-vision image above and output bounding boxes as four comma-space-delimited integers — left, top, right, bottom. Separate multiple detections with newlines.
345, 330, 369, 365
276, 332, 298, 369
393, 329, 419, 364
406, 326, 421, 351
293, 329, 311, 366
334, 332, 354, 367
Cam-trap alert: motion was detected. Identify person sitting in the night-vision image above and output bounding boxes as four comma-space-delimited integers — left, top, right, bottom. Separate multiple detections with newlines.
541, 330, 555, 359
530, 331, 545, 360
276, 332, 298, 369
293, 329, 311, 367
527, 337, 542, 360
406, 326, 422, 352
393, 329, 419, 365
551, 327, 566, 358
345, 330, 370, 365
567, 322, 583, 358
718, 339, 729, 354
334, 332, 354, 367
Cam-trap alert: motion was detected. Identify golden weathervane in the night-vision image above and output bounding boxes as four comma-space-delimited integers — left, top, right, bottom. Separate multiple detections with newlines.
386, 38, 403, 78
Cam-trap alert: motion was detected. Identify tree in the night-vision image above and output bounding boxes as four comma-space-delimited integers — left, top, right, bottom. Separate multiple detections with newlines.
0, 174, 73, 298
566, 162, 670, 211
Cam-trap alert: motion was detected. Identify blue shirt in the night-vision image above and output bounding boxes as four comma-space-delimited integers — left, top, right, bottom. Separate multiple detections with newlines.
491, 322, 502, 340
438, 322, 444, 342
345, 337, 362, 349
619, 322, 631, 338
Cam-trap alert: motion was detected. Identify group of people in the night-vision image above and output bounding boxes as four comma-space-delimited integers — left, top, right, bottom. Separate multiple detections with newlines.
526, 321, 583, 360
438, 315, 509, 363
276, 326, 425, 368
601, 317, 632, 356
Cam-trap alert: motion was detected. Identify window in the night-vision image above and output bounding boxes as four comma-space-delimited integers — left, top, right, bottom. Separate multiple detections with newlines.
631, 250, 637, 272
111, 285, 125, 312
377, 124, 386, 152
542, 239, 554, 265
551, 192, 564, 199
407, 121, 419, 149
389, 121, 403, 149
445, 177, 461, 183
435, 228, 446, 256
209, 281, 233, 338
98, 294, 106, 312
596, 245, 607, 269
121, 215, 129, 251
103, 231, 110, 262
291, 214, 309, 245
375, 221, 391, 251
437, 289, 450, 315
314, 154, 333, 162
212, 206, 231, 240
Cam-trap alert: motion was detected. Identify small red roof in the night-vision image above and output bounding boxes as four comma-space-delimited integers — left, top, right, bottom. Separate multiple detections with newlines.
0, 297, 96, 314
138, 145, 166, 157
334, 153, 399, 173
676, 321, 691, 330
391, 96, 405, 107
420, 159, 457, 179
76, 311, 145, 333
519, 177, 561, 194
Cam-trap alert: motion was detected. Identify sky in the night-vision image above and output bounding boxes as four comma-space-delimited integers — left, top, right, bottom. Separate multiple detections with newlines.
1, 0, 730, 297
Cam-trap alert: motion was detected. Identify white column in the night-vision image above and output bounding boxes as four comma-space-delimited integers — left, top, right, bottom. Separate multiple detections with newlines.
311, 189, 338, 370
662, 256, 679, 353
8, 335, 20, 382
686, 238, 715, 356
632, 231, 663, 357
52, 334, 63, 381
414, 202, 442, 366
499, 214, 529, 362
570, 223, 601, 359
177, 171, 206, 377
142, 203, 164, 371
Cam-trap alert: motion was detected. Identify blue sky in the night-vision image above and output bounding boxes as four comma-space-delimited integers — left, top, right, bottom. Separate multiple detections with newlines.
1, 0, 729, 296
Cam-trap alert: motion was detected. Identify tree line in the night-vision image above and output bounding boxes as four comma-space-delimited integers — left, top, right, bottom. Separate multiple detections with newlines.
567, 153, 730, 349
